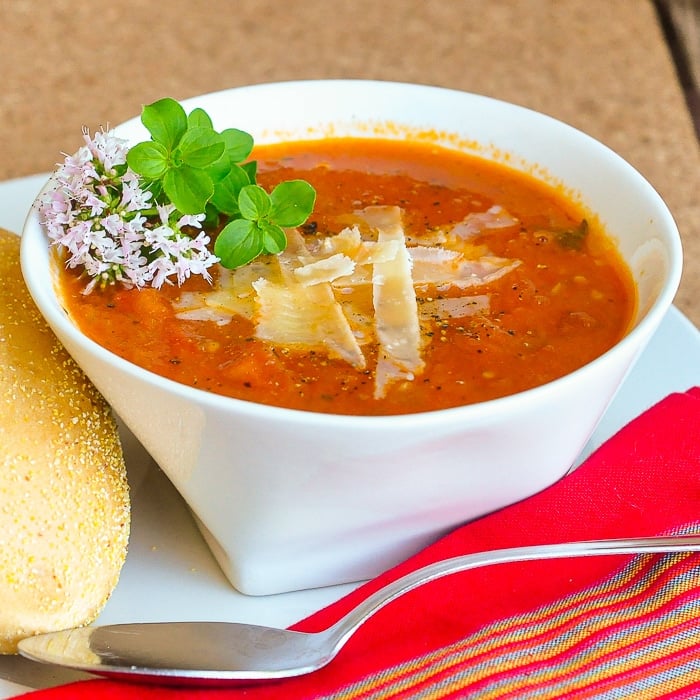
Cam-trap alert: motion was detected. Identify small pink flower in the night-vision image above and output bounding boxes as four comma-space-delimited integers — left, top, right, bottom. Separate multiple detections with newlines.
120, 176, 152, 212
177, 213, 205, 229
84, 191, 107, 218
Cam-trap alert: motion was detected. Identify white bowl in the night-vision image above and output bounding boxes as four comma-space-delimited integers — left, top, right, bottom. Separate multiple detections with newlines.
21, 81, 682, 595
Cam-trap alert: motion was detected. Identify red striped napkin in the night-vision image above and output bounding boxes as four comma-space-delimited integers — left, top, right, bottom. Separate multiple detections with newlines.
19, 387, 700, 699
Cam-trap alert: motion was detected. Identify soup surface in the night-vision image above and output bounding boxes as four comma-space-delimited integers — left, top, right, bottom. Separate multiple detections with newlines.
59, 137, 636, 415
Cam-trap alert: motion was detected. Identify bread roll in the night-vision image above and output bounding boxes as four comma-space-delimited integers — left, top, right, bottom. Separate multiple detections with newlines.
0, 228, 129, 654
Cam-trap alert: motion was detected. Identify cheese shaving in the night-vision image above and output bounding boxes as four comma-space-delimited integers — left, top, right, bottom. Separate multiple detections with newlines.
450, 205, 520, 240
410, 246, 520, 290
294, 253, 356, 286
253, 278, 366, 369
317, 225, 363, 257
361, 206, 424, 397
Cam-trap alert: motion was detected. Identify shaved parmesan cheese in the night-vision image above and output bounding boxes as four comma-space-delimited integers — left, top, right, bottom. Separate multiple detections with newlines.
355, 240, 401, 265
174, 308, 231, 325
374, 352, 415, 400
204, 289, 257, 320
253, 278, 366, 369
360, 206, 424, 396
173, 291, 208, 311
317, 226, 363, 257
450, 205, 520, 240
275, 228, 332, 285
296, 223, 401, 290
294, 253, 356, 286
322, 240, 402, 290
359, 205, 404, 234
410, 246, 520, 290
173, 291, 234, 325
195, 259, 283, 320
228, 259, 281, 296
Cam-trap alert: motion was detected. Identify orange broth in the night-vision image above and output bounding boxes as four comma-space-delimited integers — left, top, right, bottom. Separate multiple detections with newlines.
59, 138, 636, 416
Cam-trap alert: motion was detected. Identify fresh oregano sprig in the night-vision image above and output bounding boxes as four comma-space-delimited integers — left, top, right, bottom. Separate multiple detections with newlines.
126, 97, 316, 269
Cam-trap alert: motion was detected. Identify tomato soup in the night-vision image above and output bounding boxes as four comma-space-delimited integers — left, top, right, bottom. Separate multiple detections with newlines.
59, 138, 636, 416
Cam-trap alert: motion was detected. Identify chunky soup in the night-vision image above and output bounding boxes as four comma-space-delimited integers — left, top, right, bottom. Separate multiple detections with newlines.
59, 137, 636, 415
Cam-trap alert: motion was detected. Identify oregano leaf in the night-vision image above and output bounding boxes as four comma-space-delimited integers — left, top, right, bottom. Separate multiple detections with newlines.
269, 180, 316, 227
238, 184, 271, 221
241, 160, 257, 182
221, 128, 255, 163
126, 141, 169, 180
177, 127, 226, 169
187, 107, 213, 130
163, 165, 214, 214
214, 218, 264, 268
260, 221, 287, 254
141, 98, 187, 151
210, 164, 251, 216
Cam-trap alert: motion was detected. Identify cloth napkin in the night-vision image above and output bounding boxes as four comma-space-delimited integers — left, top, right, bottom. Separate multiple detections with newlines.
19, 387, 700, 699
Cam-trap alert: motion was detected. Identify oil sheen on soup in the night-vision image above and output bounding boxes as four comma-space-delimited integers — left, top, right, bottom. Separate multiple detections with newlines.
59, 137, 636, 416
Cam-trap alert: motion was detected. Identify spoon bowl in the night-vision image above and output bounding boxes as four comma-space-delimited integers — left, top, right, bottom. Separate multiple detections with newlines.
18, 534, 700, 686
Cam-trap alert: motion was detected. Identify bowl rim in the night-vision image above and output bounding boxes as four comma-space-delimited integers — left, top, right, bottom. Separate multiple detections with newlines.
20, 79, 683, 428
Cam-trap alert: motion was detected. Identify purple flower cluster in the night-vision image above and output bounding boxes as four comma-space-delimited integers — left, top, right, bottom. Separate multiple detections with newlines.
39, 128, 218, 292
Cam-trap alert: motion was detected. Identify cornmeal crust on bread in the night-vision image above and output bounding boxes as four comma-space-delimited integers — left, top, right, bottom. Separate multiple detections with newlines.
0, 228, 129, 654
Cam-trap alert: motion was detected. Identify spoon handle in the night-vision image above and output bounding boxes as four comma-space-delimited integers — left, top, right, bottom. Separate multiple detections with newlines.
327, 534, 700, 648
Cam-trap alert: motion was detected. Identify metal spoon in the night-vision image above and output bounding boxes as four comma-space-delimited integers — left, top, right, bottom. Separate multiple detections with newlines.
18, 535, 700, 687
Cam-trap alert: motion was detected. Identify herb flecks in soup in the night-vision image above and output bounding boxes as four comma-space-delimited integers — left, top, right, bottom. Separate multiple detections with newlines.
58, 137, 636, 416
